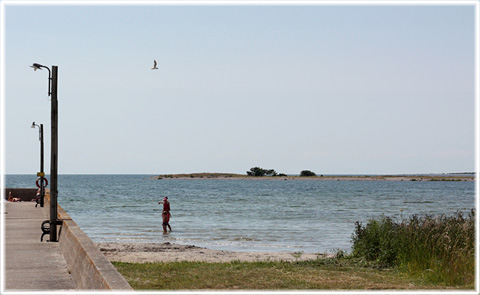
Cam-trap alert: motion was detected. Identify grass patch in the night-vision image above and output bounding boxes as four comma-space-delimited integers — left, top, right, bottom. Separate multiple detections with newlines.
113, 258, 466, 290
351, 210, 475, 287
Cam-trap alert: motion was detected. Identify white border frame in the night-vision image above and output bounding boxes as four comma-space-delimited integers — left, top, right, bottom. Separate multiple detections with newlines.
0, 1, 478, 294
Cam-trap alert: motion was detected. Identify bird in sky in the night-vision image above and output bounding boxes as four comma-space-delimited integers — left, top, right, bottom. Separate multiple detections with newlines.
151, 60, 158, 70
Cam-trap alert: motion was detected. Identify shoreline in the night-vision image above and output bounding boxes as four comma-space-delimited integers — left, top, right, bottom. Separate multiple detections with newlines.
150, 174, 475, 182
96, 242, 333, 263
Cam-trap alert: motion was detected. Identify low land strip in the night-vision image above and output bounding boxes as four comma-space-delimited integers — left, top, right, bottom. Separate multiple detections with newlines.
152, 173, 474, 182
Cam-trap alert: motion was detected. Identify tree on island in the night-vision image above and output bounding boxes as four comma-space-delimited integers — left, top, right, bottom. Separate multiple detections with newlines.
247, 167, 278, 177
300, 170, 317, 177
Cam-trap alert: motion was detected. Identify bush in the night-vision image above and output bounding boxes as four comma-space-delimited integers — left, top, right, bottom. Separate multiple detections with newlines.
247, 167, 278, 176
351, 216, 401, 266
351, 210, 475, 285
300, 170, 316, 177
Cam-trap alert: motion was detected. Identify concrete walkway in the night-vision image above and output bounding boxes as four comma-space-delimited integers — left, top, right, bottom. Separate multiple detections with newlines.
4, 202, 77, 291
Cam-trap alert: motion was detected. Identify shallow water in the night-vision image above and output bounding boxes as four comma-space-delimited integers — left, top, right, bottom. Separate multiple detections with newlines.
5, 174, 475, 253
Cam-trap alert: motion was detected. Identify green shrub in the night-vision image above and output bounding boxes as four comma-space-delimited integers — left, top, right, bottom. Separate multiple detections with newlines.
351, 216, 402, 266
351, 210, 475, 285
300, 170, 316, 177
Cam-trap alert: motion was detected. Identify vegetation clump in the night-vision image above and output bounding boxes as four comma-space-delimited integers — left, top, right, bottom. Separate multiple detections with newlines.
246, 167, 319, 177
351, 210, 475, 286
300, 170, 317, 177
246, 167, 278, 176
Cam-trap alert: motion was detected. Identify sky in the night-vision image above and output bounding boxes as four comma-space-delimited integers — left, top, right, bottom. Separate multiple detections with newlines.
1, 1, 478, 175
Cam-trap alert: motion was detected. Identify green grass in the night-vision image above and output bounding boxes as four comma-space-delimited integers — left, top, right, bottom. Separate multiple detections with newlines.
351, 210, 475, 286
113, 257, 469, 290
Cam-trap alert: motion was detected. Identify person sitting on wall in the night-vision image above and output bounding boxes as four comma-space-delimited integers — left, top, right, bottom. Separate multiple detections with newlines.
35, 188, 41, 206
8, 191, 22, 202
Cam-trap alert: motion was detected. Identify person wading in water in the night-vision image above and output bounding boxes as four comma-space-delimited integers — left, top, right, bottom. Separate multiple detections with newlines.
158, 196, 172, 233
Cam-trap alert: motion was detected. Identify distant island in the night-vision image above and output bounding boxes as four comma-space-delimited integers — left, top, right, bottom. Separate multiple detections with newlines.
151, 172, 475, 182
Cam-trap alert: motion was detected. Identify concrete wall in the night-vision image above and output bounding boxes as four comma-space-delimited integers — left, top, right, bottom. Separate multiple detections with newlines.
44, 195, 133, 290
4, 188, 37, 201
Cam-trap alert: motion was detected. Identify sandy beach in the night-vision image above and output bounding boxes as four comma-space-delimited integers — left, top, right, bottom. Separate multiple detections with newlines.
97, 242, 332, 263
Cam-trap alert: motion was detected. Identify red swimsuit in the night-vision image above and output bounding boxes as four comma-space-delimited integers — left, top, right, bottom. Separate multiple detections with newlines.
163, 201, 171, 223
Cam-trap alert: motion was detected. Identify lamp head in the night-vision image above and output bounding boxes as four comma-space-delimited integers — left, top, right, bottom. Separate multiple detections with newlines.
30, 63, 43, 71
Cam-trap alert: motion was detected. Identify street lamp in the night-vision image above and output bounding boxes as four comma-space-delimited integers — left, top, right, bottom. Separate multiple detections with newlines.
30, 63, 52, 96
31, 122, 45, 208
31, 63, 59, 242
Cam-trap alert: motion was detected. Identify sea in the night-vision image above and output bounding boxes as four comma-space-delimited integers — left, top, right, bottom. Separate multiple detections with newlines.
4, 174, 476, 254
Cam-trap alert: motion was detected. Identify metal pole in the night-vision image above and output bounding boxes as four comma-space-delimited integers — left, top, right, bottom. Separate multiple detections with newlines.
40, 124, 45, 207
50, 66, 58, 242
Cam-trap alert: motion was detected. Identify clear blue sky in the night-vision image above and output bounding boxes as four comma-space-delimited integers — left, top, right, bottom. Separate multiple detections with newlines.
1, 2, 477, 175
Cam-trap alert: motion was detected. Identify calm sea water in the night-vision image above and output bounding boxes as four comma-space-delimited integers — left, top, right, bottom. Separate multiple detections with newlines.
5, 174, 475, 253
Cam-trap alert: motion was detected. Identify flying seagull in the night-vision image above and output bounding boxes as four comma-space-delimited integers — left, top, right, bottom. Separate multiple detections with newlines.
151, 60, 158, 70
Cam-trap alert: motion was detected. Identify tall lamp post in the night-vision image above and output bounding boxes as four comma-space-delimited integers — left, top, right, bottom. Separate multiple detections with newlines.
31, 63, 59, 242
31, 122, 45, 207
